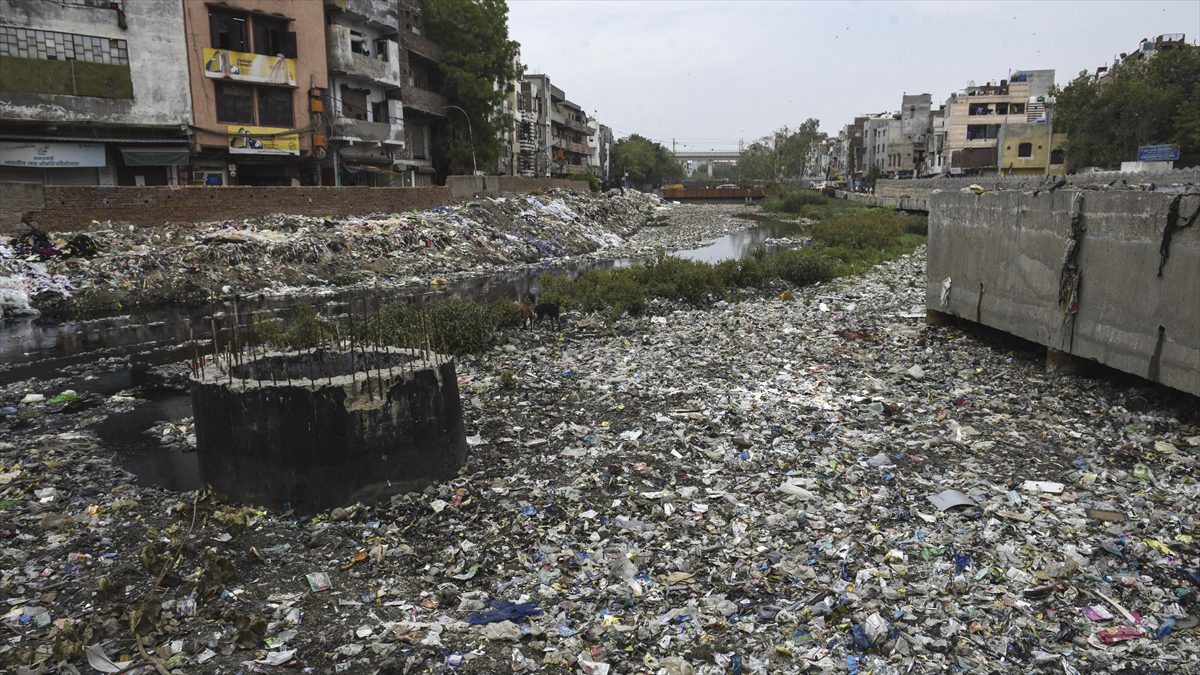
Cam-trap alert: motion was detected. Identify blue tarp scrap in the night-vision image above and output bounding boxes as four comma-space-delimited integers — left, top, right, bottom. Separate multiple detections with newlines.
464, 599, 543, 625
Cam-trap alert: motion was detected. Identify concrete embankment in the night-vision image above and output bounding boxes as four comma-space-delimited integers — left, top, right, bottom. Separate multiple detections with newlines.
0, 176, 589, 234
927, 189, 1200, 396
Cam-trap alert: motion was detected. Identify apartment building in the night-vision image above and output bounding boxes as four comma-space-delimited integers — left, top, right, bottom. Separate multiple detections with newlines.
894, 93, 931, 178
839, 117, 867, 179
862, 114, 896, 175
182, 0, 327, 186
925, 106, 948, 175
517, 74, 552, 177
552, 96, 589, 177
943, 69, 1055, 175
395, 0, 445, 185
593, 123, 614, 183
0, 0, 191, 186
323, 0, 405, 186
997, 122, 1067, 176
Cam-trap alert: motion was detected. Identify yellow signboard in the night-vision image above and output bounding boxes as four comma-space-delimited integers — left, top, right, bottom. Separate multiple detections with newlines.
203, 48, 296, 86
227, 126, 300, 156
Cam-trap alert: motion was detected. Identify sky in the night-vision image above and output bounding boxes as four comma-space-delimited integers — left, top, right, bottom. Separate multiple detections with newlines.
507, 0, 1199, 152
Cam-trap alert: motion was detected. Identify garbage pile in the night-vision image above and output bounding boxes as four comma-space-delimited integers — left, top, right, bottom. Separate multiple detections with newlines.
2, 247, 1198, 673
0, 191, 764, 317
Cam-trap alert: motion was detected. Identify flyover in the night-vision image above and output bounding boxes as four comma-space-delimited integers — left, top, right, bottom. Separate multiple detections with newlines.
674, 150, 741, 177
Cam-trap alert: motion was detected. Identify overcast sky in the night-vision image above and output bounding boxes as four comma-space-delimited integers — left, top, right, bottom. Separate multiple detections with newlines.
508, 0, 1199, 152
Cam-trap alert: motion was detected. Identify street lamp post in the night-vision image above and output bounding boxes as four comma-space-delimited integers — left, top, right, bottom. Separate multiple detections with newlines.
442, 105, 477, 175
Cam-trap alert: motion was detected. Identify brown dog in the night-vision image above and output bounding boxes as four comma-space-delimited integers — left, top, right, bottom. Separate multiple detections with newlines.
512, 301, 534, 328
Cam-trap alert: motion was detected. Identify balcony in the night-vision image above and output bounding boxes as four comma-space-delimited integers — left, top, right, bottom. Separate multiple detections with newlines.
401, 30, 443, 63
557, 160, 589, 175
324, 0, 399, 31
558, 140, 589, 155
331, 117, 404, 146
327, 25, 401, 89
552, 116, 588, 134
402, 86, 447, 117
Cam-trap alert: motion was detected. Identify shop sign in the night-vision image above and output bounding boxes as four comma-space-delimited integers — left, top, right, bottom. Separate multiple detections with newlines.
227, 126, 300, 156
0, 142, 106, 168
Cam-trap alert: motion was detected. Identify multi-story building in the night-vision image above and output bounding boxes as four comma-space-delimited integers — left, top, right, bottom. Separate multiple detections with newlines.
395, 0, 445, 185
840, 116, 867, 179
894, 93, 931, 178
323, 0, 406, 186
551, 95, 589, 177
586, 117, 601, 178
0, 0, 192, 186
943, 69, 1055, 175
182, 0, 327, 186
996, 121, 1067, 176
596, 123, 613, 184
925, 105, 948, 175
517, 74, 552, 177
862, 114, 896, 175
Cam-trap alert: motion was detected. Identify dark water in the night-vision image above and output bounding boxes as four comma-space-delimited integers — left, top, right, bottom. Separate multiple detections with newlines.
1, 220, 799, 488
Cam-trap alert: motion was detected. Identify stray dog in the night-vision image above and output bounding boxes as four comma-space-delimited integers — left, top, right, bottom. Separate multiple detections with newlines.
534, 302, 561, 329
511, 301, 534, 328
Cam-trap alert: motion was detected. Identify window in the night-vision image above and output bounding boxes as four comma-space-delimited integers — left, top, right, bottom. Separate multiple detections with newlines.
210, 10, 248, 52
1050, 149, 1065, 165
253, 17, 295, 58
995, 102, 1009, 115
374, 39, 390, 62
371, 99, 387, 123
349, 30, 368, 56
1017, 143, 1033, 158
258, 87, 293, 127
215, 82, 254, 123
340, 85, 368, 120
1011, 103, 1025, 114
966, 124, 1000, 140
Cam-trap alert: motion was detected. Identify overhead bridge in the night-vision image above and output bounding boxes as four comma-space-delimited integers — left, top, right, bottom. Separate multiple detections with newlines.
659, 187, 765, 201
674, 150, 742, 178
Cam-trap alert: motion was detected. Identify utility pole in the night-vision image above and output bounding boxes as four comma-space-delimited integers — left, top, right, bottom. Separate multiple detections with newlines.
442, 105, 477, 175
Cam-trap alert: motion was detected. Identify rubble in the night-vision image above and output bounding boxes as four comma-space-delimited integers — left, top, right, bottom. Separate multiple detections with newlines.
1, 245, 1198, 673
0, 191, 758, 316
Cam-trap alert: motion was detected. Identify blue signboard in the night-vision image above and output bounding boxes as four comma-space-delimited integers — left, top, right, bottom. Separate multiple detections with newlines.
1137, 144, 1180, 162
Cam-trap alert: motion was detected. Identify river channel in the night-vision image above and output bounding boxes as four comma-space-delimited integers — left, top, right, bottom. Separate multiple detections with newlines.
1, 218, 801, 490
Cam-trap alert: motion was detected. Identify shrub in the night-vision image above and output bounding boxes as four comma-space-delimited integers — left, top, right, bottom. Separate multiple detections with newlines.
567, 172, 601, 192
773, 248, 837, 286
490, 299, 529, 329
901, 213, 928, 235
363, 298, 503, 355
811, 215, 905, 251
537, 273, 574, 307
763, 189, 830, 213
632, 255, 720, 303
713, 256, 772, 289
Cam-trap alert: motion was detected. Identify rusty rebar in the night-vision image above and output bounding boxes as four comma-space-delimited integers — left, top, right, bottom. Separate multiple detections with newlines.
209, 311, 221, 375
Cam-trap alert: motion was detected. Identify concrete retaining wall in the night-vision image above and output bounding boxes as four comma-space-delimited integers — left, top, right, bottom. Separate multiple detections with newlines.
841, 191, 930, 212
445, 175, 588, 200
927, 190, 1200, 396
0, 177, 590, 233
877, 168, 1200, 201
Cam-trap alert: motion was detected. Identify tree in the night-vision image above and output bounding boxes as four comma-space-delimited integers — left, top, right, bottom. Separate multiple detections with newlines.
611, 134, 682, 188
423, 0, 522, 177
736, 119, 822, 185
1052, 47, 1200, 170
